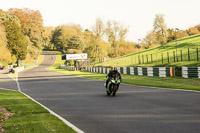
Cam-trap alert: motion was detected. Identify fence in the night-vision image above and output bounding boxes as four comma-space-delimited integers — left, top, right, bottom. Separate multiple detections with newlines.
60, 65, 75, 71
97, 48, 200, 66
85, 67, 175, 77
24, 57, 40, 68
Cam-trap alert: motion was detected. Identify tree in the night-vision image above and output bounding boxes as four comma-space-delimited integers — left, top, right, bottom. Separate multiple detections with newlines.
118, 24, 128, 41
92, 18, 104, 39
176, 30, 188, 39
91, 18, 105, 60
187, 27, 199, 35
153, 14, 168, 45
143, 30, 157, 49
0, 23, 12, 65
43, 26, 54, 49
167, 28, 176, 42
9, 8, 45, 59
50, 24, 83, 51
105, 20, 128, 57
0, 9, 27, 60
51, 27, 63, 50
195, 24, 200, 32
68, 35, 83, 49
61, 24, 82, 50
118, 40, 137, 56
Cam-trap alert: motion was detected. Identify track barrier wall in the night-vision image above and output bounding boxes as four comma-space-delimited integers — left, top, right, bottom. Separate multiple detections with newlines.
85, 67, 175, 77
60, 65, 75, 71
182, 67, 200, 78
59, 65, 200, 78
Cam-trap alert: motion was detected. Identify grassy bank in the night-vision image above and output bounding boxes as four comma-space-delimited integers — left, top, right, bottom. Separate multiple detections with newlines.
25, 55, 44, 70
95, 34, 200, 67
0, 89, 76, 133
47, 51, 200, 91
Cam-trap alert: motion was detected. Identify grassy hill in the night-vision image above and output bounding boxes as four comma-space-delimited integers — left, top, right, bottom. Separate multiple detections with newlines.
95, 34, 200, 67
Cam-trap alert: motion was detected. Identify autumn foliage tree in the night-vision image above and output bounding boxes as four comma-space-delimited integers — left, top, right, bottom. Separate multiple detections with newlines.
187, 27, 199, 35
9, 8, 45, 59
104, 20, 128, 57
0, 23, 12, 65
50, 19, 133, 61
0, 9, 27, 61
43, 26, 54, 49
153, 14, 168, 45
142, 30, 157, 49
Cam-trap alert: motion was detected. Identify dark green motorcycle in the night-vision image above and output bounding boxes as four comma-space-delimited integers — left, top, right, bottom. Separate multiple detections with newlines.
105, 77, 121, 96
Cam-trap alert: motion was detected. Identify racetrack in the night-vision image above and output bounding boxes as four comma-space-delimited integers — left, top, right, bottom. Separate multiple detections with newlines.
18, 52, 200, 133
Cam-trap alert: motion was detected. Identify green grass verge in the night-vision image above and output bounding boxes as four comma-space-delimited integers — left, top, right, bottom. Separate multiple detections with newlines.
0, 90, 76, 133
47, 51, 200, 91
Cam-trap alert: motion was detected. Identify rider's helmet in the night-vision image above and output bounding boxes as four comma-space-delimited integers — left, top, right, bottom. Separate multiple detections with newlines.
113, 67, 118, 73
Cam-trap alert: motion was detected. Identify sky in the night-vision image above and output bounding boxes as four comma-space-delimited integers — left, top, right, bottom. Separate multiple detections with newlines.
1, 0, 200, 42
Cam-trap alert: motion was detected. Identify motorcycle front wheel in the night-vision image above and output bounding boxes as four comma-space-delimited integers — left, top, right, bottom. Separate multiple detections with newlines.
112, 85, 118, 96
106, 91, 110, 96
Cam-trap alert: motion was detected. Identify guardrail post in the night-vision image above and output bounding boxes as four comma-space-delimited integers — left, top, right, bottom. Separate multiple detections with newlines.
142, 55, 144, 64
180, 49, 183, 61
188, 48, 190, 61
167, 52, 169, 63
146, 54, 148, 63
197, 48, 199, 61
156, 54, 158, 64
138, 55, 141, 64
173, 51, 175, 62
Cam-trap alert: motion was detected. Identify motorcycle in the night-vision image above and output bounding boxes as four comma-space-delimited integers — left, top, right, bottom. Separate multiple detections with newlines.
105, 76, 121, 96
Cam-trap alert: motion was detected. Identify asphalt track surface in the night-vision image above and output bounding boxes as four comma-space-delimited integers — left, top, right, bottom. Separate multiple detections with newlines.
0, 70, 18, 91
12, 52, 200, 133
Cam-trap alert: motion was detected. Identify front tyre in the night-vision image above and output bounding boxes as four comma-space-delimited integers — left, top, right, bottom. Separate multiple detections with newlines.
112, 85, 118, 96
112, 91, 116, 96
106, 91, 110, 96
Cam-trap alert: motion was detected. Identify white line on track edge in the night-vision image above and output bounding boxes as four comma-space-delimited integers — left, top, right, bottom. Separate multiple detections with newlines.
0, 86, 85, 133
0, 88, 18, 92
5, 55, 85, 133
19, 91, 85, 133
17, 76, 84, 133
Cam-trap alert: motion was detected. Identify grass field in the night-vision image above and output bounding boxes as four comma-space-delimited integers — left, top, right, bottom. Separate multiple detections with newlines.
95, 34, 200, 67
47, 51, 200, 91
0, 90, 76, 133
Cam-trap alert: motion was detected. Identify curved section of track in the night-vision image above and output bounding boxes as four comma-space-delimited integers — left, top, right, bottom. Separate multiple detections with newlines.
18, 52, 200, 133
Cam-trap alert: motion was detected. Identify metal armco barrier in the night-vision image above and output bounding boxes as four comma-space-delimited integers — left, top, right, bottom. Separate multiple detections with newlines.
182, 67, 200, 78
25, 57, 40, 68
60, 65, 75, 71
85, 67, 175, 77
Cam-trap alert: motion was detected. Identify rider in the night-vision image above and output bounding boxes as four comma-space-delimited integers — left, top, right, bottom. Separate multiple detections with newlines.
105, 67, 122, 88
